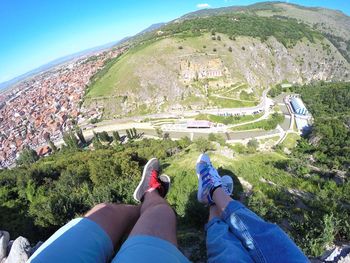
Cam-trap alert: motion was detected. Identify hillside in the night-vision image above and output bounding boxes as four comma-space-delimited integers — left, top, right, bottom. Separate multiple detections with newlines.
83, 3, 350, 119
181, 2, 350, 46
1, 82, 349, 261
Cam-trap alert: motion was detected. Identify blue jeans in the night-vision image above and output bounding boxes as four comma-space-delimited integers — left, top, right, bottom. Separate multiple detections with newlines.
206, 200, 308, 263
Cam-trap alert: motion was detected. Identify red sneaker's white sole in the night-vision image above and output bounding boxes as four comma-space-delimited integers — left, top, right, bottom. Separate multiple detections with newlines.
133, 158, 158, 202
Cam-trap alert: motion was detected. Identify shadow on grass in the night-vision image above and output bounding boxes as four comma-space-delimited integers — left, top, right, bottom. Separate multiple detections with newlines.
178, 190, 208, 262
181, 190, 209, 228
217, 167, 244, 200
160, 162, 171, 170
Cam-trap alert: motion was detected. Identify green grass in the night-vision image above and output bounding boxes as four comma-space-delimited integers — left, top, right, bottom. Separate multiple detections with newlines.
280, 133, 300, 149
195, 113, 263, 125
180, 95, 207, 108
259, 136, 280, 144
86, 38, 177, 98
240, 90, 256, 101
165, 147, 318, 203
209, 96, 257, 108
231, 113, 284, 131
86, 51, 140, 98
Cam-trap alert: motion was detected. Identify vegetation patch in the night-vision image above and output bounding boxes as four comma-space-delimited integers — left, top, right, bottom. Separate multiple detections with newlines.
231, 112, 284, 131
161, 14, 322, 48
280, 133, 300, 149
195, 113, 263, 125
209, 96, 257, 108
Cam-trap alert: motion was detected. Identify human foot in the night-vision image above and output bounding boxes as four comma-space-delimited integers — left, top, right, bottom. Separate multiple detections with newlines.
195, 154, 222, 205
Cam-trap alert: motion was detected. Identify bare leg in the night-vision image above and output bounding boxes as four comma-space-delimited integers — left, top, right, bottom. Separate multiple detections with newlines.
208, 205, 221, 222
212, 187, 233, 215
85, 203, 140, 248
129, 190, 177, 246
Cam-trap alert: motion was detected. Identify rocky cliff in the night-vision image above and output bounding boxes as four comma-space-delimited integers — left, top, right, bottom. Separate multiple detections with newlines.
0, 231, 42, 263
83, 3, 350, 118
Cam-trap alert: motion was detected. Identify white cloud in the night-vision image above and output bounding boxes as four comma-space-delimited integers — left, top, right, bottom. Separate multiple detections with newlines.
197, 3, 211, 8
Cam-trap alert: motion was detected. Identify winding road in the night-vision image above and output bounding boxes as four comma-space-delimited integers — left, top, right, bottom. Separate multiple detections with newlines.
65, 89, 297, 146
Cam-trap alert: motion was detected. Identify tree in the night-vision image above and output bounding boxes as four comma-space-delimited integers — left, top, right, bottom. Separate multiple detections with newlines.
217, 35, 221, 41
247, 138, 259, 152
90, 118, 99, 124
63, 131, 79, 150
48, 139, 58, 153
178, 136, 191, 149
75, 127, 86, 145
228, 46, 233, 52
126, 129, 132, 140
16, 147, 39, 166
163, 132, 170, 140
112, 131, 121, 142
92, 134, 104, 150
208, 133, 226, 146
194, 137, 214, 152
99, 131, 112, 143
155, 128, 163, 138
132, 128, 138, 138
213, 48, 217, 52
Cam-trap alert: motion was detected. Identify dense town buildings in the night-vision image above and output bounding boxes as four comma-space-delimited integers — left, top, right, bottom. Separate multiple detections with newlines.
0, 47, 127, 168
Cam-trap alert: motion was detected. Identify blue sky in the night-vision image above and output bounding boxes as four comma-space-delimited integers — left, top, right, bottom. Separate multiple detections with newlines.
0, 0, 349, 83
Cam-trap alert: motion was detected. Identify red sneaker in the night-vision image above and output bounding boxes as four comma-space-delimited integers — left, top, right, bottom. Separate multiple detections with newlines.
133, 158, 171, 202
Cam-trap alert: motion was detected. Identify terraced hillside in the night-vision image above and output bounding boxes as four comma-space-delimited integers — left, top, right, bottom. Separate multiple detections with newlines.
83, 4, 350, 119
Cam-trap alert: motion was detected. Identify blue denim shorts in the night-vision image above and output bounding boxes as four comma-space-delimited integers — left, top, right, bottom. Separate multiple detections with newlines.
205, 201, 308, 263
113, 235, 190, 263
28, 218, 189, 263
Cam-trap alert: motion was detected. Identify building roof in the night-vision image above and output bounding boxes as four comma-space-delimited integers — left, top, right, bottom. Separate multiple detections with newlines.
290, 97, 308, 115
187, 120, 212, 128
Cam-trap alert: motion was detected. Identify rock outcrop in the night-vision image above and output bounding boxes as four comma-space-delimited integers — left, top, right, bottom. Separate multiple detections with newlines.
0, 231, 10, 262
4, 237, 31, 263
0, 231, 43, 263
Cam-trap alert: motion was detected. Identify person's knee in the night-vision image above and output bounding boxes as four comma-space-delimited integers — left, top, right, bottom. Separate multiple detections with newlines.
147, 203, 176, 219
86, 202, 115, 217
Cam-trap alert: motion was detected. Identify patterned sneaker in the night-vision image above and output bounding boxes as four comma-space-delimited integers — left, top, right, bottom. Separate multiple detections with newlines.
221, 175, 234, 196
133, 158, 169, 202
196, 154, 222, 205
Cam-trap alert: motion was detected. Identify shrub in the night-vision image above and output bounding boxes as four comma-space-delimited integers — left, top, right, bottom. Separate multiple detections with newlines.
16, 147, 39, 166
208, 133, 226, 146
247, 138, 259, 152
194, 137, 214, 152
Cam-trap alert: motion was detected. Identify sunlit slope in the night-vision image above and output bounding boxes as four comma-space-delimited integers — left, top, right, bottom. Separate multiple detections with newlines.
84, 14, 350, 118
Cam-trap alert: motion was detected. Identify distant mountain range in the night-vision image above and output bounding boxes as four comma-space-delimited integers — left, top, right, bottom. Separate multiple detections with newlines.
0, 22, 166, 92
